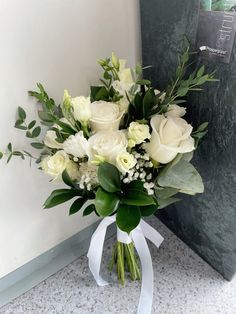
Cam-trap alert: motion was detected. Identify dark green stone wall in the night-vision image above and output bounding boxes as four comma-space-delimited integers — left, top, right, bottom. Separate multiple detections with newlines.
140, 0, 236, 280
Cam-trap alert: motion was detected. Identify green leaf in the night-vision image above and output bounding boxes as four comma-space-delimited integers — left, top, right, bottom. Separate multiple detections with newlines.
143, 88, 156, 118
18, 107, 26, 120
0, 152, 3, 159
26, 131, 32, 138
55, 120, 75, 135
7, 153, 13, 163
69, 198, 85, 215
197, 65, 205, 77
28, 120, 36, 129
83, 203, 95, 216
177, 87, 189, 97
155, 187, 179, 199
116, 205, 141, 233
43, 189, 78, 209
62, 170, 75, 187
38, 111, 55, 122
196, 122, 208, 132
31, 142, 44, 149
136, 79, 151, 85
157, 197, 180, 209
157, 159, 204, 195
122, 189, 155, 206
32, 126, 41, 138
7, 143, 12, 152
95, 188, 120, 217
126, 180, 144, 191
140, 204, 158, 217
98, 162, 121, 193
90, 86, 109, 102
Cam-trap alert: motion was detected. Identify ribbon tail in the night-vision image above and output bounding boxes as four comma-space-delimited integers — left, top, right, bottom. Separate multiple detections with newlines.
132, 228, 153, 314
140, 219, 164, 248
87, 216, 115, 286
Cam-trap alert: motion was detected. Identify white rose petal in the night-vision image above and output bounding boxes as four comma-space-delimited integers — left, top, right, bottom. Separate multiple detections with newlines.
41, 150, 69, 181
72, 96, 92, 123
90, 101, 123, 133
128, 122, 151, 147
144, 115, 195, 164
63, 131, 88, 158
116, 152, 136, 174
165, 104, 186, 118
44, 130, 63, 149
88, 130, 128, 164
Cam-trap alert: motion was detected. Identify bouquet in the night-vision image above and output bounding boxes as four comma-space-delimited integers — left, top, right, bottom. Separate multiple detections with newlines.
0, 46, 216, 313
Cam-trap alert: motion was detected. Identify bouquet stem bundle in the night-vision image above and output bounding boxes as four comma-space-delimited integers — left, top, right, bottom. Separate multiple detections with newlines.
109, 242, 141, 285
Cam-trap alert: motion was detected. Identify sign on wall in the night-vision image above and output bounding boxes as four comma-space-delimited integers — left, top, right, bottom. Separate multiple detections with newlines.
197, 0, 236, 63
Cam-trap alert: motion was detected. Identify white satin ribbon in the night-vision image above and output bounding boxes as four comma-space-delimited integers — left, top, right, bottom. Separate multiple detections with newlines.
87, 217, 164, 314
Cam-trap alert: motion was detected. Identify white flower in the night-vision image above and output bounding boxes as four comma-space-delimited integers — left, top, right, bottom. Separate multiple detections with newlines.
44, 130, 63, 149
78, 162, 98, 188
72, 96, 92, 124
144, 115, 195, 164
90, 101, 123, 133
116, 152, 136, 174
66, 160, 80, 181
154, 89, 166, 102
112, 59, 134, 95
165, 104, 186, 118
41, 150, 69, 180
88, 130, 128, 164
128, 122, 151, 147
62, 131, 88, 158
117, 96, 130, 113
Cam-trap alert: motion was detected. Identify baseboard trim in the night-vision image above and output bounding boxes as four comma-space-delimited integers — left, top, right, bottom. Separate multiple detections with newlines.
0, 221, 116, 308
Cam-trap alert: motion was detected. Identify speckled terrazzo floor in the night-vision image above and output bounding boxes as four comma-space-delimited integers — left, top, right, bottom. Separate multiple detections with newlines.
1, 217, 236, 314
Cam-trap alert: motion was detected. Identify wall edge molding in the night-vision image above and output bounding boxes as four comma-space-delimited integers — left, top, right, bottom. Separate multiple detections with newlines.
0, 221, 116, 308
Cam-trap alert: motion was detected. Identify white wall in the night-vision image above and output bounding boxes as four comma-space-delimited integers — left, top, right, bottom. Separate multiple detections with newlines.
0, 0, 141, 278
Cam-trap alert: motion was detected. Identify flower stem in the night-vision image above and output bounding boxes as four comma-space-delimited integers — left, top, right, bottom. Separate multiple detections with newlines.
109, 241, 141, 285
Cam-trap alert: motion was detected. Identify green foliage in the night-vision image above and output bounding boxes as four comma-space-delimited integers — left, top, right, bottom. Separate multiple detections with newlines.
157, 157, 204, 195
192, 122, 209, 147
122, 189, 155, 206
43, 189, 78, 209
98, 162, 121, 193
95, 188, 120, 217
140, 204, 158, 217
69, 198, 86, 215
83, 203, 95, 216
116, 205, 141, 233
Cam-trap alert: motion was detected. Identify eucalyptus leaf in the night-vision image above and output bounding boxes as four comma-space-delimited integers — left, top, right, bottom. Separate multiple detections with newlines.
155, 186, 179, 199
157, 159, 204, 194
18, 107, 26, 120
116, 205, 141, 233
157, 197, 180, 209
31, 142, 44, 149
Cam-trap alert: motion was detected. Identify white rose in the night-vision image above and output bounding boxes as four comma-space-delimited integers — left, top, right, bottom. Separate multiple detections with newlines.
41, 150, 69, 180
72, 96, 92, 123
44, 130, 63, 149
165, 104, 186, 118
112, 59, 134, 96
88, 130, 128, 164
144, 115, 195, 164
128, 122, 151, 147
66, 160, 80, 181
116, 152, 136, 174
62, 131, 88, 158
90, 101, 123, 133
